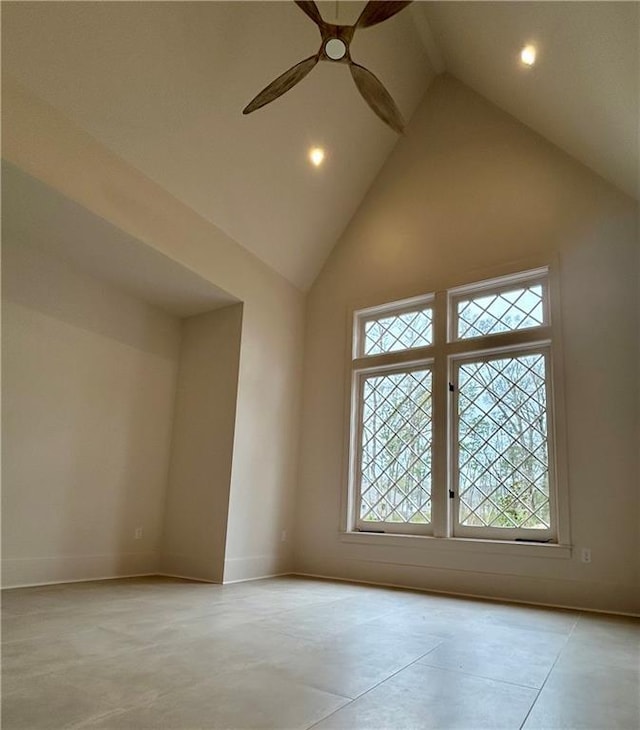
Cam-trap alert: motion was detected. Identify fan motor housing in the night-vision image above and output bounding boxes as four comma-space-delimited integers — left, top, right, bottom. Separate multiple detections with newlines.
318, 23, 355, 63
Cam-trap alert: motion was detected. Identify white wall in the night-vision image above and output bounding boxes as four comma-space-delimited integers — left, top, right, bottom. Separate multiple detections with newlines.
2, 239, 181, 587
161, 305, 243, 582
3, 80, 306, 583
295, 76, 639, 614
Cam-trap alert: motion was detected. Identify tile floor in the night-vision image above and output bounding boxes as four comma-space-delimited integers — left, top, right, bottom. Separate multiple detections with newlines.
1, 575, 638, 729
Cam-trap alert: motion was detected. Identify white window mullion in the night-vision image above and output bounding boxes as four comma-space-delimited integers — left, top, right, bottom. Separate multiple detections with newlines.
431, 290, 449, 537
543, 348, 560, 540
448, 354, 460, 538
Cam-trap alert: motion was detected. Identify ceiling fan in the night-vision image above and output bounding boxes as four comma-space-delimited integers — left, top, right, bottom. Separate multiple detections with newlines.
243, 1, 412, 134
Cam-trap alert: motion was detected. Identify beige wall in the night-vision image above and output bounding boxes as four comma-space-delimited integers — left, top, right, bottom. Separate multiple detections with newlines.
2, 239, 181, 587
224, 295, 303, 582
295, 76, 640, 614
5, 72, 636, 610
161, 305, 243, 582
221, 288, 304, 582
3, 80, 306, 583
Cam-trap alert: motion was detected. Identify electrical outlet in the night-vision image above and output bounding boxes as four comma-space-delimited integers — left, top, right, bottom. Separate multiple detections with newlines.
581, 547, 591, 564
281, 530, 287, 543
134, 527, 143, 540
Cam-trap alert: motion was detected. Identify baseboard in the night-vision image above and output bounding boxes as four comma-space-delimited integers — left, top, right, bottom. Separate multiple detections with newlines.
4, 565, 636, 618
1, 573, 157, 590
222, 552, 292, 583
2, 553, 292, 589
222, 571, 291, 585
155, 572, 219, 584
0, 570, 286, 591
158, 553, 222, 583
291, 571, 640, 618
2, 570, 289, 590
1, 552, 159, 589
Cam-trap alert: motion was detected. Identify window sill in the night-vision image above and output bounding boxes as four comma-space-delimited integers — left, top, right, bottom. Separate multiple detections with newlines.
339, 531, 572, 559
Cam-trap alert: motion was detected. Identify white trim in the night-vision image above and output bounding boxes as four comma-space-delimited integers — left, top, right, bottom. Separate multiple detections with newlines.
354, 293, 434, 321
156, 572, 218, 584
1, 551, 159, 589
221, 571, 292, 585
339, 531, 571, 559
431, 290, 449, 537
222, 552, 292, 584
0, 572, 293, 590
352, 346, 434, 372
0, 573, 157, 590
545, 264, 571, 548
4, 569, 636, 618
291, 572, 640, 618
447, 266, 549, 299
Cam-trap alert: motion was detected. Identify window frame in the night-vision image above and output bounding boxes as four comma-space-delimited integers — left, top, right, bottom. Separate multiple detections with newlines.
447, 267, 550, 344
344, 262, 571, 551
449, 344, 558, 542
354, 293, 435, 360
351, 359, 435, 536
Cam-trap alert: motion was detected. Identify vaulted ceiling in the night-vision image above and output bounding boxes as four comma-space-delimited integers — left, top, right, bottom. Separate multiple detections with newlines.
2, 2, 637, 291
419, 1, 639, 202
2, 1, 433, 289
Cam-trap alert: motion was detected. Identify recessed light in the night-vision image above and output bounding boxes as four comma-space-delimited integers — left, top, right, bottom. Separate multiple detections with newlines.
309, 147, 325, 167
520, 45, 537, 66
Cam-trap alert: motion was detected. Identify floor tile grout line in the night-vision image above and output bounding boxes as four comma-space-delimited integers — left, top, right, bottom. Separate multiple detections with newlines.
2, 591, 355, 646
7, 586, 410, 721
65, 651, 358, 730
302, 615, 581, 730
55, 609, 445, 730
4, 606, 579, 688
517, 611, 581, 729
3, 611, 329, 689
415, 658, 546, 692
234, 602, 406, 647
2, 615, 337, 696
303, 641, 447, 730
6, 587, 361, 633
9, 579, 635, 730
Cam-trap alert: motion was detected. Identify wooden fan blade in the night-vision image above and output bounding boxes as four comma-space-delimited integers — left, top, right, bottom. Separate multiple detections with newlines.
349, 63, 405, 133
243, 55, 318, 115
294, 1, 323, 26
356, 1, 412, 28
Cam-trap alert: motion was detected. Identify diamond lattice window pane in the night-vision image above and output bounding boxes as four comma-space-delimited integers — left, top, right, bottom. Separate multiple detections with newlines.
359, 369, 432, 524
457, 353, 550, 529
457, 284, 544, 340
363, 308, 432, 356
